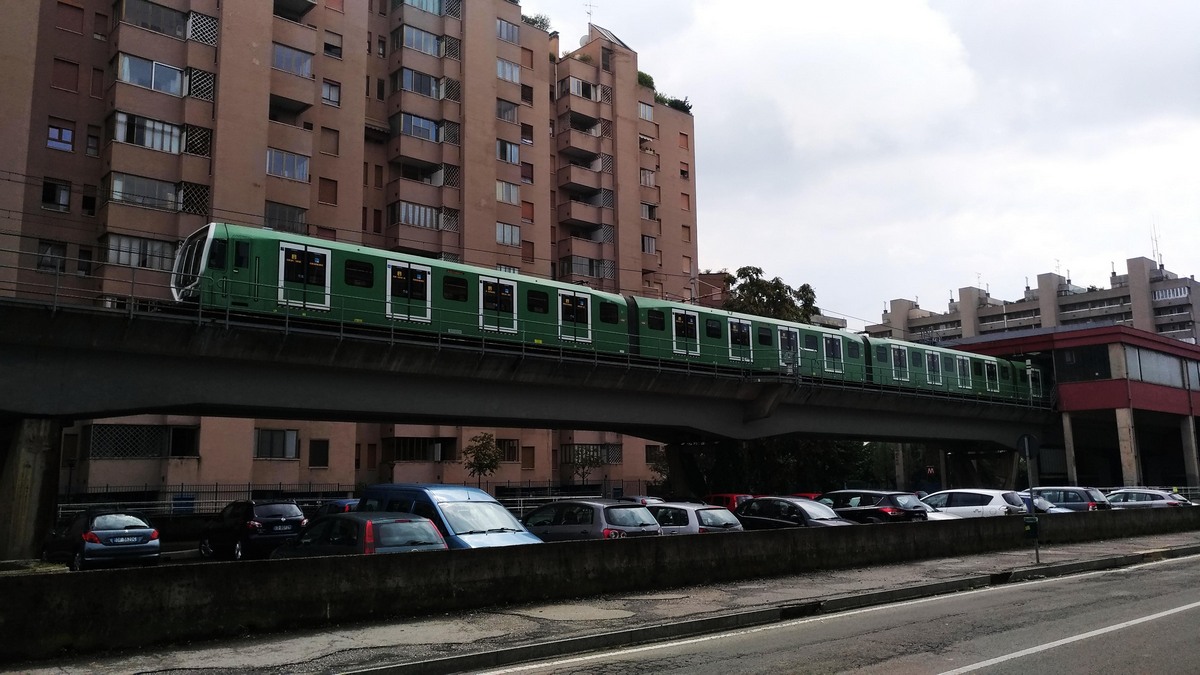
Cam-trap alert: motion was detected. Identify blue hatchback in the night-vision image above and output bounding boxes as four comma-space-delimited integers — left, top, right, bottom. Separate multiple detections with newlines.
357, 484, 542, 549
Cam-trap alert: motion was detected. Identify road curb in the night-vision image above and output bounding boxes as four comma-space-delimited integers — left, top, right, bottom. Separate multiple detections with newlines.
341, 544, 1200, 675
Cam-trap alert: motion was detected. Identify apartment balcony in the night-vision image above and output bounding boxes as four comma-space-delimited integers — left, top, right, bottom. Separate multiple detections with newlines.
106, 142, 180, 184
267, 120, 312, 157
641, 251, 662, 273
273, 0, 316, 22
640, 185, 660, 205
389, 135, 444, 166
265, 173, 311, 208
388, 221, 453, 252
270, 69, 315, 109
638, 118, 659, 140
557, 164, 601, 193
272, 14, 317, 53
386, 178, 443, 210
557, 236, 604, 261
639, 150, 659, 171
557, 93, 601, 123
557, 128, 601, 159
556, 200, 605, 228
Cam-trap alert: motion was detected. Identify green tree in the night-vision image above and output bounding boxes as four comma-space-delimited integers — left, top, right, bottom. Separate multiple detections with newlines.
722, 266, 820, 324
521, 14, 551, 31
568, 446, 604, 486
461, 432, 502, 487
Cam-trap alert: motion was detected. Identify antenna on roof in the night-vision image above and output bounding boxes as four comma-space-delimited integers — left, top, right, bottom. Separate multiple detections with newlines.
1152, 223, 1163, 267
584, 0, 596, 22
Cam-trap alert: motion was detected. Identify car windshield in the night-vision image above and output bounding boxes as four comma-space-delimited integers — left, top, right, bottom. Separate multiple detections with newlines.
696, 508, 740, 527
605, 505, 657, 527
1170, 493, 1190, 502
1085, 489, 1107, 502
376, 520, 442, 546
795, 500, 839, 519
1002, 492, 1025, 507
92, 514, 150, 530
440, 501, 525, 534
892, 494, 922, 508
255, 503, 303, 518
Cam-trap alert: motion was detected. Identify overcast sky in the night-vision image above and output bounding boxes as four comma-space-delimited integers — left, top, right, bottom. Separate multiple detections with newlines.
518, 0, 1200, 330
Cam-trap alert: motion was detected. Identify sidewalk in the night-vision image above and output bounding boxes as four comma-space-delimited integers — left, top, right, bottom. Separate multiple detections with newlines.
10, 530, 1200, 675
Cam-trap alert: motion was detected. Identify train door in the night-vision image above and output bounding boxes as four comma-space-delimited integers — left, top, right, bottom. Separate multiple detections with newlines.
823, 335, 843, 374
925, 351, 942, 386
386, 261, 431, 322
984, 361, 1000, 393
1029, 368, 1043, 400
891, 345, 909, 381
558, 290, 592, 343
778, 328, 799, 370
955, 355, 972, 389
479, 276, 516, 333
672, 309, 699, 356
728, 318, 752, 362
278, 243, 330, 310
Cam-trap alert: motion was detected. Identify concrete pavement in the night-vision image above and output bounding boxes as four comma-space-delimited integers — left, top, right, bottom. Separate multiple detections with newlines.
7, 530, 1200, 675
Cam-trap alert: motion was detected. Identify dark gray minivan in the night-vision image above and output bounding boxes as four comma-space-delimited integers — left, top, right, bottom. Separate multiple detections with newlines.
357, 483, 542, 549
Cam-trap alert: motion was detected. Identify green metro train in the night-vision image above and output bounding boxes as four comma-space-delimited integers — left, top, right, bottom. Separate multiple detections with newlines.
170, 223, 1046, 404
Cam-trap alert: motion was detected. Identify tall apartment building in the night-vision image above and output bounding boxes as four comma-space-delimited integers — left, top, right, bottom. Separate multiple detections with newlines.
1, 0, 697, 495
866, 257, 1200, 345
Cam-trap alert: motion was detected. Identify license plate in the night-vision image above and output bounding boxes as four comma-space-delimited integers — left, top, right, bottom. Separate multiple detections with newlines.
111, 536, 138, 543
273, 525, 291, 532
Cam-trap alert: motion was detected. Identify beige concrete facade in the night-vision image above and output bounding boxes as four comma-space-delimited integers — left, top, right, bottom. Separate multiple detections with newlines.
5, 1, 695, 497
867, 257, 1200, 345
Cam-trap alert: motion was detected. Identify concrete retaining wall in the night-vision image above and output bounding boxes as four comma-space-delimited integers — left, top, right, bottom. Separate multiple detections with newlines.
3, 509, 1199, 662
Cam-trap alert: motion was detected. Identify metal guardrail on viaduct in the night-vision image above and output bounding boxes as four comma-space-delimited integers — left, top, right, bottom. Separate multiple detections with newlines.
0, 298, 1054, 445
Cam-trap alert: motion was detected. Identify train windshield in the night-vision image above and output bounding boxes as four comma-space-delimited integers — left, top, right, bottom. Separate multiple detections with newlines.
170, 226, 212, 301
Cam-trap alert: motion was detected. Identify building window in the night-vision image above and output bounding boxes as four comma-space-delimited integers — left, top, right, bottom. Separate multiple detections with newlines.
86, 126, 100, 156
320, 127, 340, 155
118, 53, 182, 94
497, 222, 520, 247
318, 177, 338, 204
255, 429, 298, 459
90, 68, 104, 97
111, 112, 181, 154
497, 139, 519, 164
265, 201, 307, 233
520, 123, 534, 144
642, 235, 656, 254
521, 445, 535, 469
679, 132, 689, 149
400, 68, 438, 97
682, 224, 691, 242
496, 18, 519, 43
497, 98, 518, 123
324, 31, 343, 58
55, 2, 84, 32
404, 0, 441, 13
496, 180, 519, 205
266, 148, 310, 181
402, 25, 440, 56
81, 185, 97, 216
119, 0, 187, 39
308, 439, 330, 467
322, 80, 341, 106
559, 77, 597, 101
108, 172, 178, 209
51, 59, 78, 91
638, 102, 654, 121
520, 162, 533, 184
681, 193, 691, 210
680, 162, 690, 180
77, 247, 93, 275
378, 37, 386, 57
105, 234, 175, 271
640, 203, 658, 220
601, 47, 613, 72
521, 84, 534, 104
395, 112, 439, 141
41, 179, 71, 211
47, 121, 74, 152
389, 200, 439, 229
521, 201, 534, 223
37, 240, 67, 273
497, 58, 520, 83
498, 439, 519, 462
271, 43, 313, 78
639, 169, 655, 187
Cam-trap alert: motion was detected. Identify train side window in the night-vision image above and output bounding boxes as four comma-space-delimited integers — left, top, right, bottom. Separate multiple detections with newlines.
443, 276, 468, 302
208, 239, 227, 270
706, 319, 721, 339
344, 259, 374, 288
730, 321, 750, 346
876, 346, 888, 362
483, 281, 514, 312
647, 310, 665, 330
527, 290, 549, 313
972, 361, 983, 377
599, 301, 619, 324
847, 342, 861, 358
758, 327, 773, 346
943, 355, 956, 371
234, 241, 250, 268
1001, 364, 1010, 379
283, 248, 305, 283
411, 269, 428, 300
803, 334, 818, 351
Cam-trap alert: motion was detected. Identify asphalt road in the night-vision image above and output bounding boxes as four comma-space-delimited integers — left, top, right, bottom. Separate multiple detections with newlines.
481, 555, 1200, 675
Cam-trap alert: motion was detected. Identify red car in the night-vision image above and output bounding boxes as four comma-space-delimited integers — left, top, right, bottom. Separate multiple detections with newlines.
703, 493, 755, 510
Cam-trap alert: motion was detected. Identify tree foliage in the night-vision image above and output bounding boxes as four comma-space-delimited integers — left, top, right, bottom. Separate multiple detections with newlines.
461, 432, 502, 486
568, 446, 604, 485
722, 266, 820, 323
637, 70, 655, 89
521, 14, 551, 31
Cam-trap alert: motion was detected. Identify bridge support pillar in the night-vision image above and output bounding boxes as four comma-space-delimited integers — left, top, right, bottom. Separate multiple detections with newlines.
1181, 415, 1199, 489
0, 418, 61, 560
1061, 412, 1079, 484
1115, 408, 1142, 486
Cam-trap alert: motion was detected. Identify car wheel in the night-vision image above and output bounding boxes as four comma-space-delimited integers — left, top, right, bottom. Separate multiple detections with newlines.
199, 537, 215, 559
232, 540, 244, 561
69, 552, 85, 572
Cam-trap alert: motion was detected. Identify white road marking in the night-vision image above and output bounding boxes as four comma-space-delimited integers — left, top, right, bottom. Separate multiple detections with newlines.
476, 555, 1199, 674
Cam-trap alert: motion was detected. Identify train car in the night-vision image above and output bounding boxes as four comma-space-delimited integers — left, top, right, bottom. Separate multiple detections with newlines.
171, 223, 632, 355
863, 336, 1045, 403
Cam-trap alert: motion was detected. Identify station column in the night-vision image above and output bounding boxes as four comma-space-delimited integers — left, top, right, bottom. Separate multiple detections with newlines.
1115, 408, 1142, 486
1061, 411, 1079, 484
0, 419, 61, 560
1182, 415, 1199, 488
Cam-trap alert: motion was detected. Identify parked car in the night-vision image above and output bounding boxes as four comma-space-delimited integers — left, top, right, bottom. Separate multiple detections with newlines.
704, 493, 755, 510
920, 489, 1026, 518
1031, 486, 1112, 512
616, 495, 665, 506
271, 512, 447, 559
646, 502, 744, 535
314, 498, 360, 517
199, 499, 308, 560
357, 483, 541, 549
43, 509, 160, 571
734, 496, 856, 529
1105, 488, 1193, 509
817, 490, 929, 524
521, 499, 662, 541
1018, 492, 1072, 514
